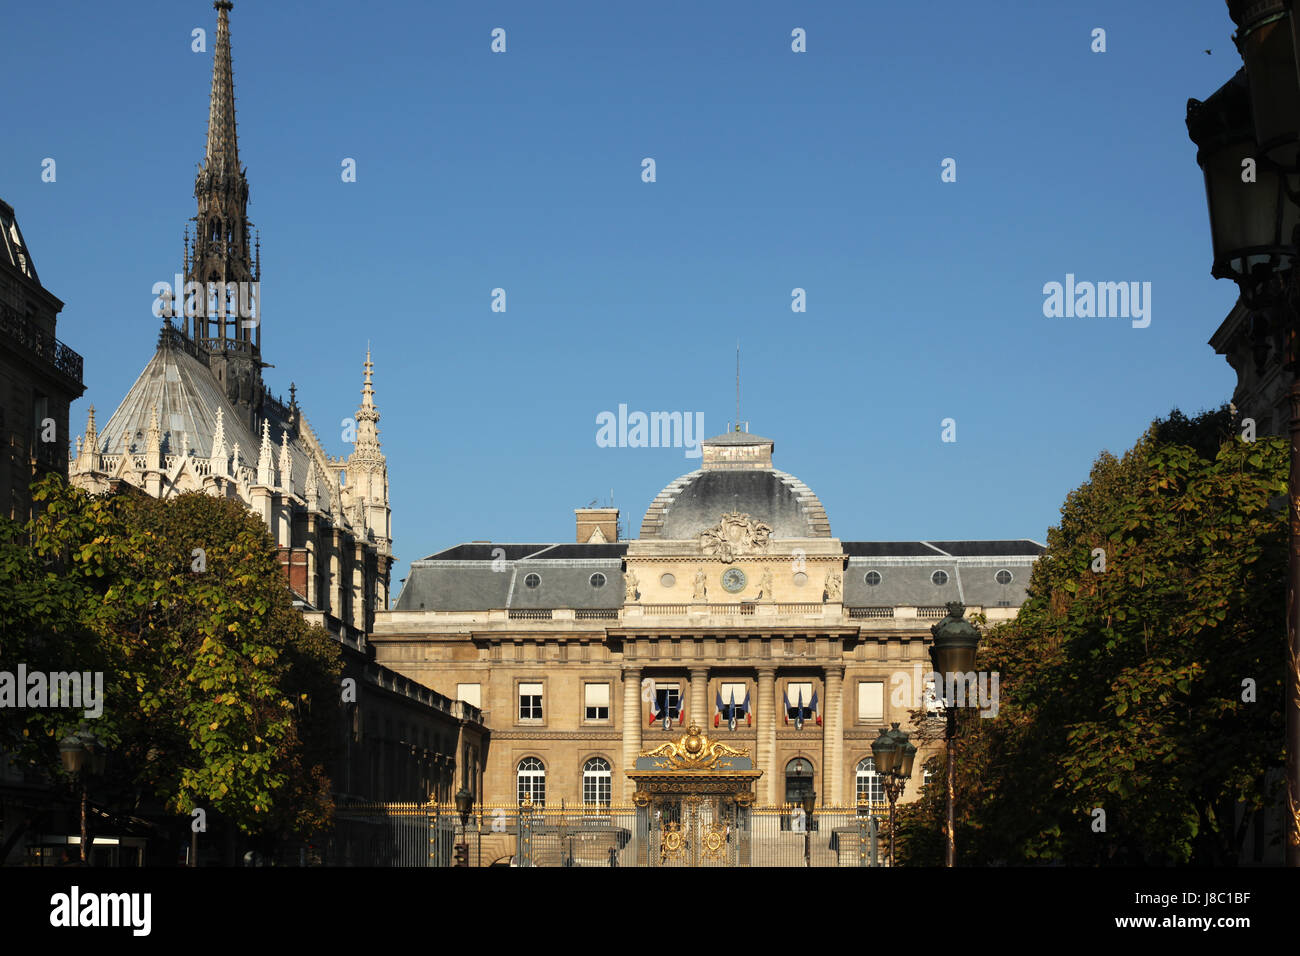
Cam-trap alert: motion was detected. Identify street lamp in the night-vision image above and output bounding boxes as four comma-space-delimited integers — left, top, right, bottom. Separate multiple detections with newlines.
930, 601, 980, 868
59, 727, 105, 865
1188, 0, 1300, 867
454, 786, 472, 868
871, 722, 915, 867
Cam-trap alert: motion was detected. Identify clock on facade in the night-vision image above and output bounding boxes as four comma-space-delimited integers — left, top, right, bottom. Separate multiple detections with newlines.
720, 568, 747, 593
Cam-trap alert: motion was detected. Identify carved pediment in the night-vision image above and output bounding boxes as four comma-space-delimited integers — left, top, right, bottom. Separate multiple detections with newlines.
699, 511, 772, 564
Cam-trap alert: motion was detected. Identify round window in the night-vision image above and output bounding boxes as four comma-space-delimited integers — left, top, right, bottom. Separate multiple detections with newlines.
931, 570, 949, 586
995, 569, 1013, 585
864, 571, 882, 586
524, 573, 541, 589
660, 573, 676, 588
793, 571, 808, 587
589, 572, 606, 588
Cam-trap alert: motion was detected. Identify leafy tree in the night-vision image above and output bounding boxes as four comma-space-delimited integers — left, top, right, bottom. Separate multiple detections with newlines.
0, 476, 341, 841
897, 406, 1286, 865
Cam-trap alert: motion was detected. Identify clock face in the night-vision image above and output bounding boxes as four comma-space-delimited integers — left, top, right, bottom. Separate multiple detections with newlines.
721, 568, 747, 593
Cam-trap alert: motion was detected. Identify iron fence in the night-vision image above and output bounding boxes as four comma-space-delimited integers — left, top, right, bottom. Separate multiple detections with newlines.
328, 802, 889, 867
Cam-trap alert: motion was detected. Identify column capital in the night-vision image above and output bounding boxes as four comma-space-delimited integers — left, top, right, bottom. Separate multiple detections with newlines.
823, 664, 844, 680
757, 665, 777, 678
622, 665, 642, 680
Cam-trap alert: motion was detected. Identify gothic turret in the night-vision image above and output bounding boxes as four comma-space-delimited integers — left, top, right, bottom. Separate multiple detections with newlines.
345, 349, 391, 554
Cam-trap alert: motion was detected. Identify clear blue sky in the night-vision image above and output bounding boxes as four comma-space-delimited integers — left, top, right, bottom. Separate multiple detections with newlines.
2, 1, 1243, 595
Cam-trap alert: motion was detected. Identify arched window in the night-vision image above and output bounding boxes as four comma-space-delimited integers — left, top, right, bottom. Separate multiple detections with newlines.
517, 757, 545, 806
582, 757, 611, 806
784, 757, 814, 805
856, 757, 883, 804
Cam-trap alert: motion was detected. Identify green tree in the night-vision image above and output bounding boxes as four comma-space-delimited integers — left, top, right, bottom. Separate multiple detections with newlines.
897, 406, 1286, 865
0, 476, 341, 840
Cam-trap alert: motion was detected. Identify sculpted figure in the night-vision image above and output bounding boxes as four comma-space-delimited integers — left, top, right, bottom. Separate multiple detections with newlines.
693, 567, 707, 601
625, 569, 639, 602
824, 569, 842, 602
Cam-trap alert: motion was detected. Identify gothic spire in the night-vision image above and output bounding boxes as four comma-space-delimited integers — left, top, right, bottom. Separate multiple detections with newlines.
352, 347, 382, 456
206, 1, 239, 179
189, 0, 256, 362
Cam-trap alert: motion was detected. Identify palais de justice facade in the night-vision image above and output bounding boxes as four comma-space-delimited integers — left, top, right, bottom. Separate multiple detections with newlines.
374, 430, 1042, 808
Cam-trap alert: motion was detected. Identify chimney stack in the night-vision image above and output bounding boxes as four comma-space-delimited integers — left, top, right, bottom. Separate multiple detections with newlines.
575, 508, 619, 543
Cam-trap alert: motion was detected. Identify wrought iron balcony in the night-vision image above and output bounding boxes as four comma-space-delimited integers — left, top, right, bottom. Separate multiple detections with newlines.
0, 303, 83, 384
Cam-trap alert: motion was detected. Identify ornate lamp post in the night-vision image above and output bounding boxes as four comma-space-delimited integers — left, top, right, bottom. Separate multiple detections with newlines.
58, 727, 105, 865
930, 601, 980, 868
454, 786, 473, 867
871, 722, 916, 867
800, 784, 817, 868
1187, 0, 1300, 866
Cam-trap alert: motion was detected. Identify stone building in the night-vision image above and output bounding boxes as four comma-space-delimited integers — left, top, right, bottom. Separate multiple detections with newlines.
68, 0, 483, 808
0, 198, 85, 523
375, 429, 1042, 810
1210, 298, 1289, 436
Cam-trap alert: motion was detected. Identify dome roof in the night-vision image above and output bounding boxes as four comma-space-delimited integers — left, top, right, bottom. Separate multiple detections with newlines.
639, 431, 831, 539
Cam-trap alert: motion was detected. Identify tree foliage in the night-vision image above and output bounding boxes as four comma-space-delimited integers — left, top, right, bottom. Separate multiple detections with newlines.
897, 407, 1287, 865
0, 476, 341, 837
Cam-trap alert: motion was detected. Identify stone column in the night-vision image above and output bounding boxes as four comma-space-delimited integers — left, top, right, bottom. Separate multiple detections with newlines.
622, 666, 642, 800
757, 666, 778, 805
689, 666, 708, 730
823, 664, 845, 806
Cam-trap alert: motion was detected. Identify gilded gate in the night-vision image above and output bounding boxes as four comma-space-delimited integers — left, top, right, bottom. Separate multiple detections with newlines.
628, 724, 761, 867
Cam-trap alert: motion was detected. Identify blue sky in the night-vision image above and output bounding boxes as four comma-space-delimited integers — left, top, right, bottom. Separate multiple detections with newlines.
3, 1, 1243, 596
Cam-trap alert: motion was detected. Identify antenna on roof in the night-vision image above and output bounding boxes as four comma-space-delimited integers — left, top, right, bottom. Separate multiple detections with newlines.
735, 342, 741, 433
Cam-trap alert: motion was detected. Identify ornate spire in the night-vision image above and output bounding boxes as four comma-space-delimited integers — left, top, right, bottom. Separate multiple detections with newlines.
206, 1, 239, 179
279, 428, 293, 493
188, 0, 256, 364
256, 418, 273, 486
210, 407, 228, 476
304, 457, 319, 510
83, 404, 97, 456
352, 348, 381, 457
146, 407, 162, 469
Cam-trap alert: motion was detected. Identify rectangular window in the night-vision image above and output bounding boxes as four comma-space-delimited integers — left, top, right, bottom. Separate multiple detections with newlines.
719, 681, 747, 719
786, 681, 813, 720
456, 683, 481, 709
654, 684, 681, 720
518, 682, 543, 721
857, 682, 883, 722
584, 682, 610, 721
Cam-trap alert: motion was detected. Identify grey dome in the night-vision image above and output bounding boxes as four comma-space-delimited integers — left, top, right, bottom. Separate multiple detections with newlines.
640, 468, 831, 539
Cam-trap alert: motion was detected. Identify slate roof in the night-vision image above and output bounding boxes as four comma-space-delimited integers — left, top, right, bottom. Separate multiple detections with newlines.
0, 199, 39, 284
395, 539, 1043, 612
396, 542, 625, 612
96, 330, 342, 514
640, 468, 832, 539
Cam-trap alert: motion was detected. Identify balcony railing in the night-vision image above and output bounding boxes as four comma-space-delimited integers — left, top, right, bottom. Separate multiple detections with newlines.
575, 609, 619, 620
508, 609, 553, 620
848, 606, 895, 619
0, 303, 83, 384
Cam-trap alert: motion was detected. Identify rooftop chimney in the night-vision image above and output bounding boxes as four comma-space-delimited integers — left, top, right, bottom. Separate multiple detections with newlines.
575, 508, 619, 543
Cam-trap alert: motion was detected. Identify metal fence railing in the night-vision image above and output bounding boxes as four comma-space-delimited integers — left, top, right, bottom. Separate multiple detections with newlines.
328, 802, 889, 867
